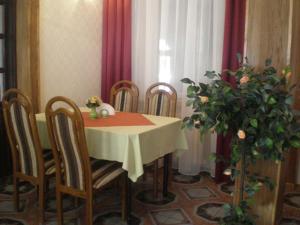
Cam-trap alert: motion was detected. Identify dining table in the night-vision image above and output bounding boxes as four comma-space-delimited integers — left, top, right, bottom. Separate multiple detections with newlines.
35, 108, 188, 218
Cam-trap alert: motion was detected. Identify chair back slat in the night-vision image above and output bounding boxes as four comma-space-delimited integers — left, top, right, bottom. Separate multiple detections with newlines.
114, 88, 133, 112
54, 113, 84, 190
46, 97, 91, 192
145, 82, 177, 117
2, 89, 43, 178
10, 102, 38, 176
110, 80, 139, 112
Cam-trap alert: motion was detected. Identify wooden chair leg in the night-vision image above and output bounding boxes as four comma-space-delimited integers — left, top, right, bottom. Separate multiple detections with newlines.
56, 190, 63, 225
45, 178, 50, 193
39, 182, 46, 224
86, 196, 93, 225
126, 175, 132, 225
13, 177, 19, 212
168, 154, 173, 187
153, 160, 159, 199
74, 197, 79, 208
142, 169, 147, 182
121, 173, 127, 221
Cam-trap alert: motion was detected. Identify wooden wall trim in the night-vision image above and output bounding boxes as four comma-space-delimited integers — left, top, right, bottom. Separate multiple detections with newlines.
30, 0, 40, 113
291, 0, 300, 110
16, 0, 40, 113
236, 0, 299, 224
244, 0, 291, 70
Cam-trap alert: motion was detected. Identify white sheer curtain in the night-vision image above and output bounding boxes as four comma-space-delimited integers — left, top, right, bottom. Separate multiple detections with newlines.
132, 0, 225, 176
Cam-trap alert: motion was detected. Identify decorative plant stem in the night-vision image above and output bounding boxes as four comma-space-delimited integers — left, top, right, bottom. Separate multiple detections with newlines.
239, 148, 246, 202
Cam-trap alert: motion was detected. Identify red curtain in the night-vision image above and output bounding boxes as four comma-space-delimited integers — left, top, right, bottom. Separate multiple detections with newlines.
215, 0, 247, 183
101, 0, 132, 102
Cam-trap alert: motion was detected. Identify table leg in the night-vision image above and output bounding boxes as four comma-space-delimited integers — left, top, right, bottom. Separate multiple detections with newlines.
163, 153, 171, 197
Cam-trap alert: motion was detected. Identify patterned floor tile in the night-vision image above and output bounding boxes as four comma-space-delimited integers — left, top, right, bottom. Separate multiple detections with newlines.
0, 176, 36, 197
0, 218, 28, 225
136, 190, 176, 206
196, 202, 225, 223
45, 218, 81, 225
172, 170, 201, 184
0, 172, 299, 225
150, 208, 192, 225
182, 186, 217, 200
280, 218, 300, 225
0, 199, 27, 212
285, 193, 300, 208
219, 182, 235, 196
45, 190, 83, 214
94, 212, 141, 225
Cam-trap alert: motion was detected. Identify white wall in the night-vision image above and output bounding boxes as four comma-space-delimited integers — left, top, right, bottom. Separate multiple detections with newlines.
40, 0, 103, 110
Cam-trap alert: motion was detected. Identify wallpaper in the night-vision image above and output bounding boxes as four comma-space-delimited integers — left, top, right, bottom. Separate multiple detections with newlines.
40, 0, 103, 110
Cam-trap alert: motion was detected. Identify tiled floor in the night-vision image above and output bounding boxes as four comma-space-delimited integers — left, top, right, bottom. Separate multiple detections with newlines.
0, 170, 299, 225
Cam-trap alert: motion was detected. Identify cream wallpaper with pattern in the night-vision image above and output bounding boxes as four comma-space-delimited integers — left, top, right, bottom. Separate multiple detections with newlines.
40, 0, 103, 110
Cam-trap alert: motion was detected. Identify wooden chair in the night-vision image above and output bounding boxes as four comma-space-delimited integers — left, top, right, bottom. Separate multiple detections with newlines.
110, 80, 139, 112
2, 88, 55, 224
144, 82, 177, 197
45, 96, 128, 225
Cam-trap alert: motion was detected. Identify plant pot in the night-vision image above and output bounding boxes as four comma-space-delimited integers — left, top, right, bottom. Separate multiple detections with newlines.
234, 156, 287, 225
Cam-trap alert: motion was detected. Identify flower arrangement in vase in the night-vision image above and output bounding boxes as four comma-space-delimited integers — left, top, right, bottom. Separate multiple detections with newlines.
86, 96, 102, 119
181, 57, 300, 224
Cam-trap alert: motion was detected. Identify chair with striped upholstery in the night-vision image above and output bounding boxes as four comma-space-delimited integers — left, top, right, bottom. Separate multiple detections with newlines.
144, 82, 177, 198
110, 80, 139, 112
45, 96, 127, 225
2, 88, 55, 223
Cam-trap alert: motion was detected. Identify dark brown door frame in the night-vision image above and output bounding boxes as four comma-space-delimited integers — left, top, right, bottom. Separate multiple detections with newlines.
0, 0, 17, 178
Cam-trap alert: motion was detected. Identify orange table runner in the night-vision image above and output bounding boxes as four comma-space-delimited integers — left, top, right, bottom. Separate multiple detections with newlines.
82, 112, 155, 127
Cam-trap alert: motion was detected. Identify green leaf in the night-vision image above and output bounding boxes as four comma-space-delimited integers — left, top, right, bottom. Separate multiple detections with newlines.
265, 58, 272, 67
204, 71, 218, 79
265, 138, 274, 149
223, 203, 231, 213
181, 78, 195, 84
285, 96, 293, 105
235, 206, 243, 217
187, 85, 197, 96
250, 119, 258, 128
268, 97, 277, 105
276, 125, 284, 133
186, 99, 194, 107
290, 139, 300, 148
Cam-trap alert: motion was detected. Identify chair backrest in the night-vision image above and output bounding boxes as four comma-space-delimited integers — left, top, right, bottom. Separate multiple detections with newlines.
45, 96, 91, 193
110, 80, 139, 112
2, 88, 43, 178
144, 82, 177, 117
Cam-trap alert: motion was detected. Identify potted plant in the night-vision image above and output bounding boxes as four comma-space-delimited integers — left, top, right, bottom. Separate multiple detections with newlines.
181, 58, 300, 224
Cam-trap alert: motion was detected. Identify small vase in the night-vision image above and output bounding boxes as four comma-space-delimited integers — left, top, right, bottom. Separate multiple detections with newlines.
89, 107, 98, 119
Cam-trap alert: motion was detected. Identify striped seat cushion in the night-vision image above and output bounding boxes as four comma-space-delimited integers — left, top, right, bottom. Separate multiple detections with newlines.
90, 159, 124, 189
43, 149, 55, 175
148, 92, 170, 116
114, 90, 133, 112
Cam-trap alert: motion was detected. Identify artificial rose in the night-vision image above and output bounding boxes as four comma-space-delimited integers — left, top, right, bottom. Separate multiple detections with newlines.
199, 96, 209, 103
240, 75, 249, 84
237, 130, 246, 139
